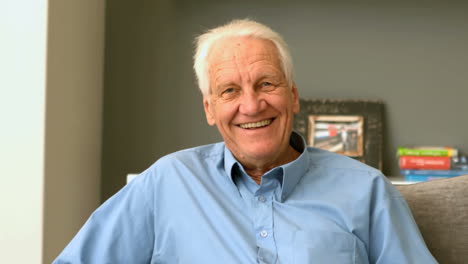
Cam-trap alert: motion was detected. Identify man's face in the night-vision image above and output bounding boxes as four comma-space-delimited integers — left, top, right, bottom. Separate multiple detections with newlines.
203, 37, 299, 168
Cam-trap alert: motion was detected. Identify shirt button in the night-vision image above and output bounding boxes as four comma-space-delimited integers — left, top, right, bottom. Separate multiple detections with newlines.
258, 195, 266, 202
260, 230, 268, 238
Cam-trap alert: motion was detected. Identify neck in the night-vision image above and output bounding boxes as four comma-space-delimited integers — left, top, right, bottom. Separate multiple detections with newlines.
243, 145, 301, 185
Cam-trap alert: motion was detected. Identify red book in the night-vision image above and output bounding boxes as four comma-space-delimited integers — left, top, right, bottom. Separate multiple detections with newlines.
399, 156, 451, 170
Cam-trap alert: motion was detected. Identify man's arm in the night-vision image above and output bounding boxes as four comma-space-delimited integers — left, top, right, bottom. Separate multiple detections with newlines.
53, 175, 155, 264
368, 178, 437, 263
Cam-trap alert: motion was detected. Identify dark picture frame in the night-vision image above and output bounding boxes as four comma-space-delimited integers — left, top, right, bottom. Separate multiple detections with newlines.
294, 99, 384, 170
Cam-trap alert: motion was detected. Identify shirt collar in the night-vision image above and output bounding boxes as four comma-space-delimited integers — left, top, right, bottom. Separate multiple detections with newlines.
223, 131, 310, 202
281, 132, 309, 200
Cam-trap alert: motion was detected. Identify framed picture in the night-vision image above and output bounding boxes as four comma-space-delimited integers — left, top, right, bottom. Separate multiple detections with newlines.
294, 99, 384, 170
308, 115, 364, 157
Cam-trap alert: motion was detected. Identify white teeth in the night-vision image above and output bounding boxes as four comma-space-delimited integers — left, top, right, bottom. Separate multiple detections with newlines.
239, 119, 272, 129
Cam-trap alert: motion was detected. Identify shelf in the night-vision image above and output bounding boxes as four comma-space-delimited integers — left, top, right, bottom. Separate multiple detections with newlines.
388, 176, 419, 185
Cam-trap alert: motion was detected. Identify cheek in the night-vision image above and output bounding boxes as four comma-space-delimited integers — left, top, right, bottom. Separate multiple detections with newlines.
214, 103, 238, 125
272, 97, 293, 114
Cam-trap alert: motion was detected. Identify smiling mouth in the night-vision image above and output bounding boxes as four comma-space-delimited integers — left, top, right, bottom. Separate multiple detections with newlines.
238, 118, 274, 129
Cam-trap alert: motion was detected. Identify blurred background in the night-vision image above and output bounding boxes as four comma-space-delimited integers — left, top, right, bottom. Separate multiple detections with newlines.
2, 0, 467, 263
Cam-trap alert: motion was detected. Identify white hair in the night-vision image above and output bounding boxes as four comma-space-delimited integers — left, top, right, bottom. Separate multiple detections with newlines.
193, 19, 294, 96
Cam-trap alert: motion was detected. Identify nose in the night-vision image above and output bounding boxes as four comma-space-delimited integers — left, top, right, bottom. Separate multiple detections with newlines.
238, 90, 266, 115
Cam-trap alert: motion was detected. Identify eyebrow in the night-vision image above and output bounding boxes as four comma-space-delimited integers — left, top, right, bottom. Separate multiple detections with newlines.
214, 71, 282, 87
216, 82, 238, 89
252, 71, 283, 83
257, 73, 280, 79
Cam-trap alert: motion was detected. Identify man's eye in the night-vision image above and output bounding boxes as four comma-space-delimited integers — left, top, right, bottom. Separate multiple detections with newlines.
260, 82, 277, 90
222, 88, 235, 94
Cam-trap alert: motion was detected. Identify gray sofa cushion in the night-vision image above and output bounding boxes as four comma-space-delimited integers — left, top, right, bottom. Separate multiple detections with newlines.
395, 175, 468, 264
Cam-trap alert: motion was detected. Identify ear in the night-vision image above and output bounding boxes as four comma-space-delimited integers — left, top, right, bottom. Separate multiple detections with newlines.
291, 82, 300, 114
203, 96, 216, 126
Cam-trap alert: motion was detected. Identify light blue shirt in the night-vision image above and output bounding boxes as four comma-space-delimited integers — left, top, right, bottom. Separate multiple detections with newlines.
54, 133, 436, 263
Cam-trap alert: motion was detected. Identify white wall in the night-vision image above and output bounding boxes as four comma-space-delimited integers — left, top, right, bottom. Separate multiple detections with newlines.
0, 1, 105, 263
0, 1, 48, 263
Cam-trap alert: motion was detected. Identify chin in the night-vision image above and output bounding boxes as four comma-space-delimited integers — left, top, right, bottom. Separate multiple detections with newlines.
245, 145, 282, 160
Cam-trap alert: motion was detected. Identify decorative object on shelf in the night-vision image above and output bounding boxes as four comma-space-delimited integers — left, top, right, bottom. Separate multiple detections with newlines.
396, 145, 468, 182
397, 146, 458, 157
308, 115, 364, 157
294, 98, 384, 170
399, 156, 451, 170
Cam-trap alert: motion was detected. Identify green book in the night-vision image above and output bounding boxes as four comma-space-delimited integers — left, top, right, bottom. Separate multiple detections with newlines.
397, 146, 458, 157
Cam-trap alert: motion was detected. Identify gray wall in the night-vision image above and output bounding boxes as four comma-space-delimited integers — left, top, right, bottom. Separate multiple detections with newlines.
102, 0, 468, 201
44, 0, 105, 262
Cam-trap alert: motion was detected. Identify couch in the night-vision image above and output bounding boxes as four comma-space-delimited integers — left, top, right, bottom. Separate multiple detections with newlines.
395, 175, 468, 264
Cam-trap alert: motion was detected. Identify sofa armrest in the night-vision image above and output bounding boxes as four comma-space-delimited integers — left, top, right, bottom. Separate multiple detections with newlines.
395, 175, 468, 264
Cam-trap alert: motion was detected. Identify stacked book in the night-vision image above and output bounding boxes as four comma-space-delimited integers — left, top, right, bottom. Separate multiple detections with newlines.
398, 146, 468, 182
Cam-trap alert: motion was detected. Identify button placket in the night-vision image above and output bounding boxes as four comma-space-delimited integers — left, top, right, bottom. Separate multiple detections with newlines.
254, 194, 273, 241
258, 195, 266, 203
254, 175, 282, 264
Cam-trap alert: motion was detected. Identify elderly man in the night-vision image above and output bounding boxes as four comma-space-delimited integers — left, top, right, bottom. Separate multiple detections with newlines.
54, 19, 436, 263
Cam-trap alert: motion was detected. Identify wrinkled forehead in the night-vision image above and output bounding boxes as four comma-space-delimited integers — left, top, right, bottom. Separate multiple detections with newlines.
207, 36, 282, 70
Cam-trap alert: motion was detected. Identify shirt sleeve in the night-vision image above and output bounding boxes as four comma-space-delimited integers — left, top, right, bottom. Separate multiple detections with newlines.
368, 177, 438, 264
53, 173, 155, 264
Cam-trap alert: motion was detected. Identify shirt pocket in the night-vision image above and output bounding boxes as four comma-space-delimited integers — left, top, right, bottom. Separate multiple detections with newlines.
292, 230, 357, 264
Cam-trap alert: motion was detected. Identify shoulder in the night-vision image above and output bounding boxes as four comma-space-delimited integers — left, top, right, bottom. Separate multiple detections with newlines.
134, 142, 225, 182
304, 147, 393, 192
156, 142, 225, 167
303, 147, 402, 205
307, 147, 381, 175
126, 142, 225, 195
